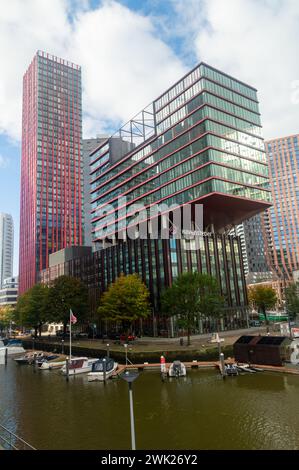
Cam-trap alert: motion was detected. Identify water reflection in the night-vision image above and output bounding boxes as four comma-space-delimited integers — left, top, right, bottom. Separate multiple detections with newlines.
0, 360, 299, 450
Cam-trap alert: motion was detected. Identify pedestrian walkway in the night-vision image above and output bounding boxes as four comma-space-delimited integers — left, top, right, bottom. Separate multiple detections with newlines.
137, 326, 266, 344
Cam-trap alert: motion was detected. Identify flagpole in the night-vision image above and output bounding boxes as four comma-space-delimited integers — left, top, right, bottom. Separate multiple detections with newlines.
69, 309, 72, 360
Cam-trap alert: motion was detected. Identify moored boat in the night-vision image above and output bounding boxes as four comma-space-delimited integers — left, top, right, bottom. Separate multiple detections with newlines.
236, 364, 257, 373
61, 357, 98, 375
87, 357, 118, 381
225, 363, 239, 376
168, 360, 187, 377
0, 340, 25, 355
37, 355, 60, 368
15, 351, 45, 365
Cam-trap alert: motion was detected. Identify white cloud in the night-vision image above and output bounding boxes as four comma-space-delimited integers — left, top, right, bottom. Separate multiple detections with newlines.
0, 0, 185, 141
70, 1, 186, 137
172, 0, 299, 140
0, 154, 9, 168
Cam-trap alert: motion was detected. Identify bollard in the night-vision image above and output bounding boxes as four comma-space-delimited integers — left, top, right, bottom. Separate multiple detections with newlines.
61, 340, 64, 355
103, 358, 107, 384
66, 357, 69, 382
5, 347, 8, 366
160, 355, 167, 380
220, 352, 226, 379
107, 344, 110, 358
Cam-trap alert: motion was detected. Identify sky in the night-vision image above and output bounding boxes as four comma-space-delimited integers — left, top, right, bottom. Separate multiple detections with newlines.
1, 0, 299, 276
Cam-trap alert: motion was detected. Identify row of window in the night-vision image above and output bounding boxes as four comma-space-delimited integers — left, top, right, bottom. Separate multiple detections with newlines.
155, 77, 259, 124
91, 118, 267, 201
91, 99, 266, 189
93, 165, 270, 234
155, 63, 257, 113
92, 136, 268, 213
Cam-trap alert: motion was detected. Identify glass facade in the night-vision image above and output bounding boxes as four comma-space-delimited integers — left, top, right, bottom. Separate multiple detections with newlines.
266, 134, 299, 278
19, 51, 83, 294
40, 234, 248, 332
90, 63, 270, 242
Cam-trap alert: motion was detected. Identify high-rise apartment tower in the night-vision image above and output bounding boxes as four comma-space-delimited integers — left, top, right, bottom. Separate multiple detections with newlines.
19, 51, 83, 294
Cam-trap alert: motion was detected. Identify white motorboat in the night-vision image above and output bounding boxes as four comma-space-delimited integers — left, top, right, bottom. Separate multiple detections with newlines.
37, 355, 62, 369
15, 351, 45, 365
87, 357, 118, 381
61, 357, 99, 375
168, 360, 187, 377
40, 359, 66, 370
0, 340, 25, 355
236, 364, 256, 373
225, 363, 239, 376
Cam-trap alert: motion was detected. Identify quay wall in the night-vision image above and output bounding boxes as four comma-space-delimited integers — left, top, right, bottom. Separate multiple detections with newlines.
21, 340, 233, 363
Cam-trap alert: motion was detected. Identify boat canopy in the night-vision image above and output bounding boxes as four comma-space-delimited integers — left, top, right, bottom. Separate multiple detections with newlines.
7, 340, 23, 346
91, 357, 115, 372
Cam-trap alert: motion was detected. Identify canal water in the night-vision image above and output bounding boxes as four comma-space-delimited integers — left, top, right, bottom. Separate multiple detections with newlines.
1, 358, 299, 450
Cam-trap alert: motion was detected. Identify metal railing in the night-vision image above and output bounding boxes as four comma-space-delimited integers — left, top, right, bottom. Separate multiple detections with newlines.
0, 424, 36, 450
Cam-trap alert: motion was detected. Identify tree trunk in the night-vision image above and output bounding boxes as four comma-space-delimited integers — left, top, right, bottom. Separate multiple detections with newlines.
263, 306, 269, 333
38, 323, 42, 337
34, 326, 38, 338
187, 326, 191, 346
63, 322, 67, 335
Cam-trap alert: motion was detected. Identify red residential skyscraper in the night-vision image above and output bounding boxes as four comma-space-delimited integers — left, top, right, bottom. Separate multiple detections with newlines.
19, 51, 83, 294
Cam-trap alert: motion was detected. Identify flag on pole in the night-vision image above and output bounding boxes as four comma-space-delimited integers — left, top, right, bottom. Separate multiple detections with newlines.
70, 309, 77, 324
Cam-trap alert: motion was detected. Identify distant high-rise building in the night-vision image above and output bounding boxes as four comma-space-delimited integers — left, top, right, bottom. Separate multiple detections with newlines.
233, 212, 273, 281
0, 276, 18, 307
82, 137, 107, 247
265, 134, 299, 279
0, 213, 14, 288
19, 51, 83, 294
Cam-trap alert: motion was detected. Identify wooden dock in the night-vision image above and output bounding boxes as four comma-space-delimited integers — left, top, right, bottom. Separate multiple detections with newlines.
112, 360, 299, 377
112, 360, 221, 376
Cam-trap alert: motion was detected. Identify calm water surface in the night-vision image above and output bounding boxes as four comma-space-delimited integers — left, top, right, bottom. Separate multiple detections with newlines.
1, 358, 299, 450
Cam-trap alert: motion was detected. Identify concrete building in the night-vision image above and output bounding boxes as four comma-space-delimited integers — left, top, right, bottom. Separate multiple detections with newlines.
0, 276, 18, 307
0, 213, 14, 288
19, 51, 83, 294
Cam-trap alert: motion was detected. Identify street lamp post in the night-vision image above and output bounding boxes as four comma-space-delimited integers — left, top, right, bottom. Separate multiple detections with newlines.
107, 343, 110, 358
280, 269, 293, 340
120, 370, 139, 450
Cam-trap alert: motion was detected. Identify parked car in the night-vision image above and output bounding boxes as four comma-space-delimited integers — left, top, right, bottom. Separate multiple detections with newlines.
249, 320, 262, 327
120, 333, 136, 342
75, 332, 89, 338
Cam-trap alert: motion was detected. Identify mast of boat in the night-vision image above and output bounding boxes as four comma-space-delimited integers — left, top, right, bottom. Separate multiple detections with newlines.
69, 309, 72, 361
69, 309, 77, 362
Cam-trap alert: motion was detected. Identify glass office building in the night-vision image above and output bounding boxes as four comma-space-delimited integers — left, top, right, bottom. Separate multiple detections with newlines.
41, 63, 270, 333
90, 63, 270, 243
19, 51, 83, 294
40, 234, 248, 333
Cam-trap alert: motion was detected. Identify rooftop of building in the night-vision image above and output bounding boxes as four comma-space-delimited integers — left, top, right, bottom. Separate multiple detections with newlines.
265, 133, 299, 144
36, 50, 81, 69
89, 62, 259, 161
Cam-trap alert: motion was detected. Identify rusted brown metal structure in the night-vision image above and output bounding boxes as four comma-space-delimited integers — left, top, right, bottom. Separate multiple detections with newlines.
234, 335, 291, 366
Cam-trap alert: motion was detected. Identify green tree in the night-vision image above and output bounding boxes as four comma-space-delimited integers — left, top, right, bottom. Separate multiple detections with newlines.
161, 272, 224, 345
47, 275, 88, 333
0, 305, 15, 333
97, 273, 151, 332
15, 284, 49, 337
248, 285, 277, 331
285, 283, 299, 320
